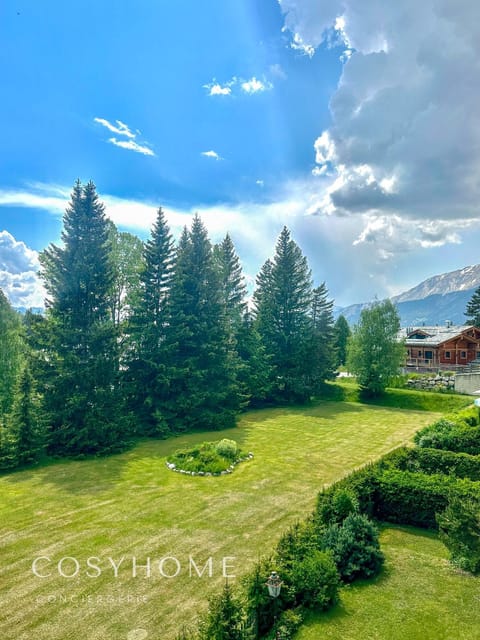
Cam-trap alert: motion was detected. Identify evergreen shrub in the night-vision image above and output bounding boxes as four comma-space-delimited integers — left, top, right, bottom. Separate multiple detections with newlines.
321, 513, 384, 582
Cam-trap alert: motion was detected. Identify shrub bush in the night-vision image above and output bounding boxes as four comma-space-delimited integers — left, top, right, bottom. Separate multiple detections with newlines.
215, 438, 238, 459
289, 550, 340, 610
437, 497, 480, 574
321, 513, 384, 582
415, 419, 480, 455
167, 439, 248, 474
374, 469, 480, 528
401, 447, 480, 481
197, 582, 245, 640
316, 465, 380, 522
276, 608, 304, 639
317, 488, 359, 526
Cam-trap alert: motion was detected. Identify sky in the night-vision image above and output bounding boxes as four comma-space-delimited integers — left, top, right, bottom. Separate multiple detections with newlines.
1, 0, 480, 309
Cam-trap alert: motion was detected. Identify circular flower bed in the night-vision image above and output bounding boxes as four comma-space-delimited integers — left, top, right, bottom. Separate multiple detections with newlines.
165, 438, 253, 476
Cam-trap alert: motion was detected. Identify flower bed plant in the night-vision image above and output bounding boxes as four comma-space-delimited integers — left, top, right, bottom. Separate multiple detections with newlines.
165, 438, 253, 476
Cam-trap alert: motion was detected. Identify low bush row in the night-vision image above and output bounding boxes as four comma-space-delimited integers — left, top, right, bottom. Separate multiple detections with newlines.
381, 446, 480, 482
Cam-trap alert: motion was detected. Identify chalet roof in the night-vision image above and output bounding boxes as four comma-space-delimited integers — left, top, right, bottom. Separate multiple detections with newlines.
401, 325, 480, 347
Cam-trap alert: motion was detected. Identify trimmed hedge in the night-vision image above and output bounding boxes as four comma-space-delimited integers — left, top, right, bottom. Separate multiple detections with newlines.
397, 447, 480, 482
414, 420, 480, 455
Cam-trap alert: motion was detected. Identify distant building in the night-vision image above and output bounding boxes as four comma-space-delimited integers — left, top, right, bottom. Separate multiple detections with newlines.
403, 323, 480, 370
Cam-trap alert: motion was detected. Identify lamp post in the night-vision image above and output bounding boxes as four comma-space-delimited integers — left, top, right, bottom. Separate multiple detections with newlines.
266, 571, 283, 639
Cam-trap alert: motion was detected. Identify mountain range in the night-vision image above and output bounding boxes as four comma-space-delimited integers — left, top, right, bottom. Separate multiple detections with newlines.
336, 264, 480, 327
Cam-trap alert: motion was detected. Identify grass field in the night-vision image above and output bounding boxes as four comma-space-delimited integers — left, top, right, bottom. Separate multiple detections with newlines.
0, 393, 469, 639
296, 526, 480, 640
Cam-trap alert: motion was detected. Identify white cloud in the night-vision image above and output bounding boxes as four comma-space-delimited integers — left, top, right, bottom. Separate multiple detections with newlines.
256, 180, 264, 187
94, 117, 155, 156
93, 117, 136, 138
279, 0, 480, 226
241, 77, 273, 94
203, 80, 234, 96
108, 137, 155, 157
201, 150, 222, 160
204, 75, 273, 96
0, 231, 45, 308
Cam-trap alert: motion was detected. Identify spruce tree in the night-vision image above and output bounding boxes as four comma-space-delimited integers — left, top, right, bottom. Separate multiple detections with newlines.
0, 288, 24, 417
253, 227, 314, 403
334, 315, 351, 367
307, 283, 336, 390
236, 313, 273, 406
7, 365, 45, 466
39, 180, 128, 456
465, 287, 480, 327
125, 208, 174, 435
213, 233, 247, 326
164, 216, 241, 431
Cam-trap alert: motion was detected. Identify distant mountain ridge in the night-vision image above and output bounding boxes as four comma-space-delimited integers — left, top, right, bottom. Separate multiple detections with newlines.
337, 264, 480, 327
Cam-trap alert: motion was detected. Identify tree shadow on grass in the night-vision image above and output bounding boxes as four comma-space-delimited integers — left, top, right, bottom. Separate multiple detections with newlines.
0, 426, 254, 495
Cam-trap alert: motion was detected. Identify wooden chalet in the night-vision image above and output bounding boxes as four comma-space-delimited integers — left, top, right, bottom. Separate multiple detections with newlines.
403, 323, 480, 370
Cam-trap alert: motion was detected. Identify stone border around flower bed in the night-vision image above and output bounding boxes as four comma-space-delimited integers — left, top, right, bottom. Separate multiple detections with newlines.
165, 453, 254, 476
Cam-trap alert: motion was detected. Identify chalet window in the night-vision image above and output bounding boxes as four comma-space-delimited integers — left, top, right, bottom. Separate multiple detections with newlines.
425, 351, 433, 359
477, 351, 480, 359
418, 350, 422, 356
461, 351, 467, 359
445, 351, 451, 359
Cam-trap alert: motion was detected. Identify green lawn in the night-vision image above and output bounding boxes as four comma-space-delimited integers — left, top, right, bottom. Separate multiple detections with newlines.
0, 398, 457, 639
296, 526, 480, 640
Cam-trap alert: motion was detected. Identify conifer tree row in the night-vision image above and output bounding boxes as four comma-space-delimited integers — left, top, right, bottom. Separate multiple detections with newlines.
0, 182, 340, 467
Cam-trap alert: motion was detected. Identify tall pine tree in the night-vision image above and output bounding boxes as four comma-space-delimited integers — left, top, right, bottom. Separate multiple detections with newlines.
253, 227, 314, 403
163, 216, 241, 431
0, 289, 24, 418
334, 314, 351, 367
125, 207, 174, 435
39, 181, 129, 455
306, 282, 337, 391
465, 287, 480, 327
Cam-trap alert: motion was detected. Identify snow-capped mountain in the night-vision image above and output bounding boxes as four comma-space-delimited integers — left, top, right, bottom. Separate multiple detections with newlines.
392, 264, 480, 304
336, 264, 480, 327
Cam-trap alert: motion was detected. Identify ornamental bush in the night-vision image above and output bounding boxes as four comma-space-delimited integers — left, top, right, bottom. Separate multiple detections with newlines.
289, 550, 340, 610
317, 488, 359, 526
215, 438, 238, 459
374, 469, 480, 528
402, 447, 480, 481
437, 497, 480, 574
321, 513, 384, 583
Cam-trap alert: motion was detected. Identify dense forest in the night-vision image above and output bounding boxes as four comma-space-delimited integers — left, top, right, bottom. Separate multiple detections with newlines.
0, 181, 348, 469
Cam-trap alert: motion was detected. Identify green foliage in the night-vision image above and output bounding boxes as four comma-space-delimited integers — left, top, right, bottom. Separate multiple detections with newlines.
394, 446, 480, 482
276, 607, 304, 640
415, 419, 480, 455
167, 440, 247, 474
289, 550, 340, 610
163, 217, 242, 432
374, 468, 480, 528
253, 227, 322, 403
321, 513, 384, 583
317, 488, 360, 526
0, 288, 24, 417
215, 438, 238, 459
333, 314, 350, 367
307, 283, 337, 390
346, 300, 405, 396
125, 207, 174, 436
465, 285, 480, 327
437, 497, 480, 574
235, 313, 273, 407
7, 365, 45, 466
38, 181, 130, 456
198, 582, 245, 640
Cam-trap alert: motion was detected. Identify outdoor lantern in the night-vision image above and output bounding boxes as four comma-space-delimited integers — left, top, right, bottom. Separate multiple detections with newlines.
266, 570, 283, 598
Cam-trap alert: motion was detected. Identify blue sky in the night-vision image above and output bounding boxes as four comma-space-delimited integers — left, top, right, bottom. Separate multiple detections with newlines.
1, 0, 480, 309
